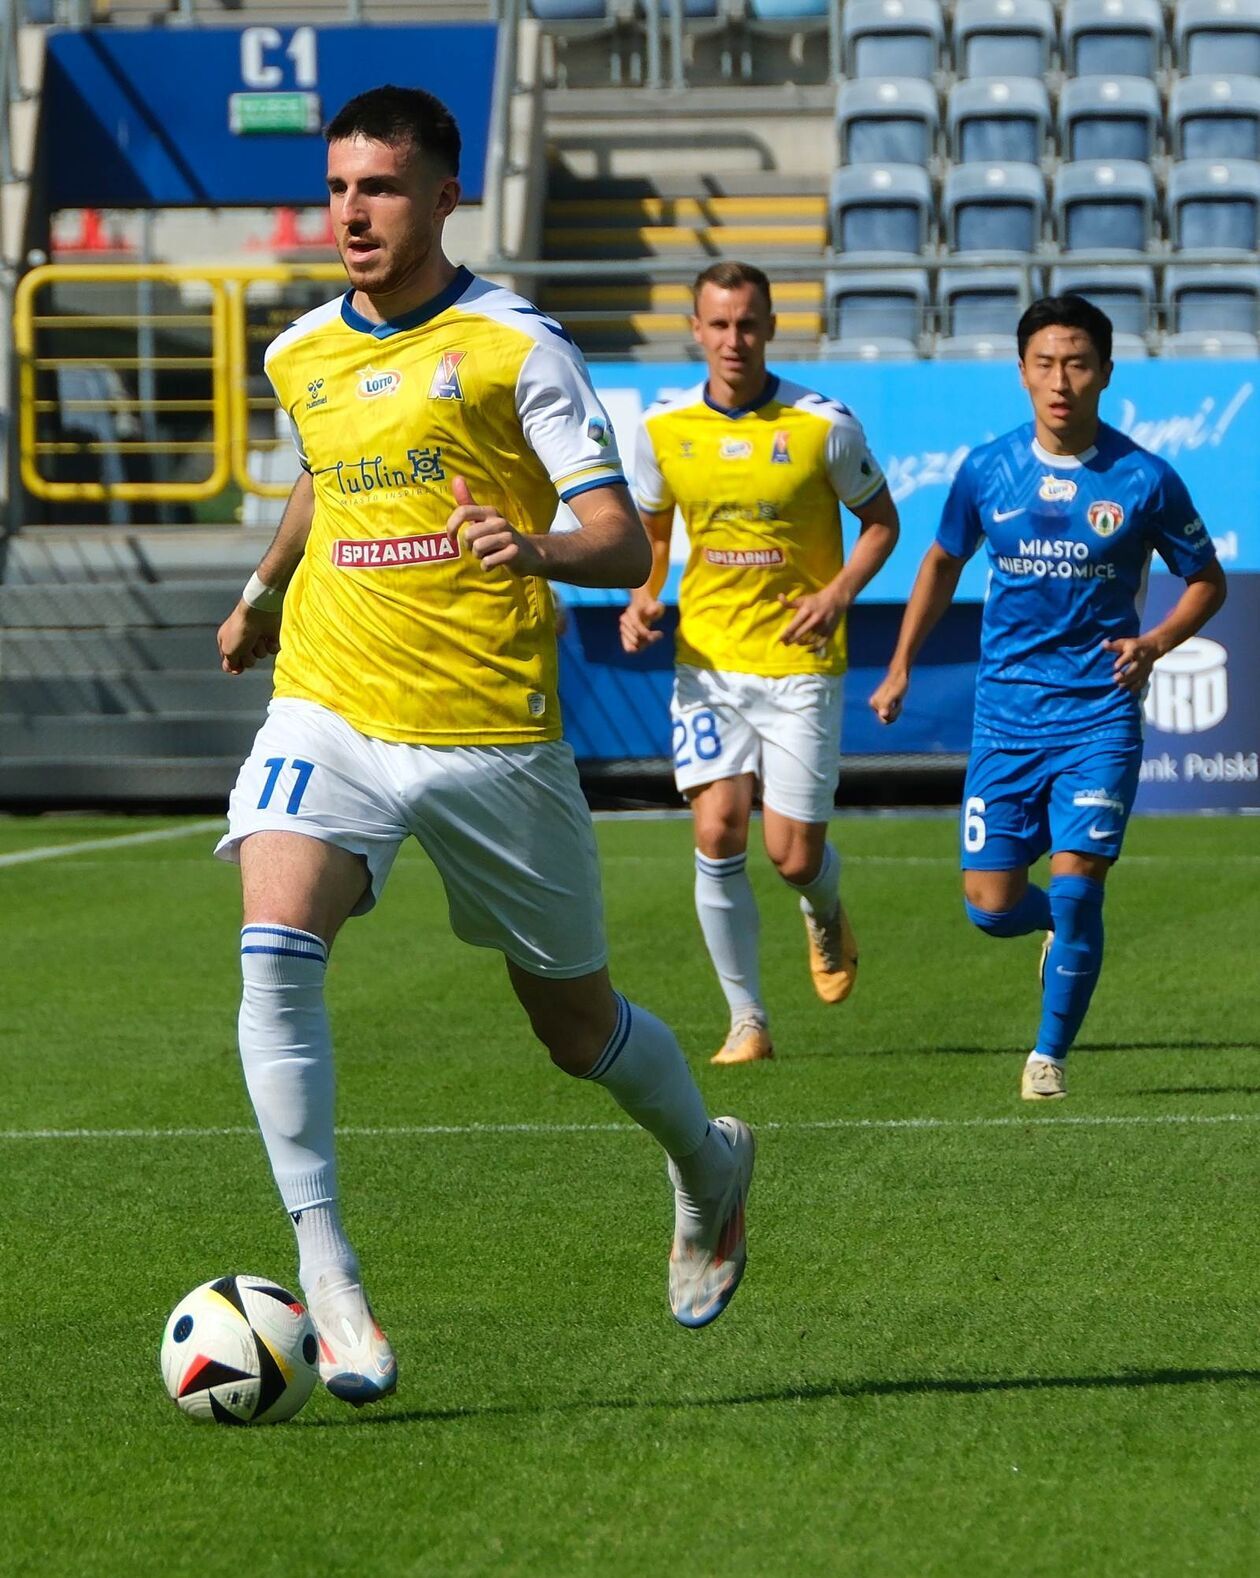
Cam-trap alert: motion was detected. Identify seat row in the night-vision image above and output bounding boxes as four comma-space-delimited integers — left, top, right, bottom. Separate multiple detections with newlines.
831, 157, 1260, 255
840, 74, 1260, 165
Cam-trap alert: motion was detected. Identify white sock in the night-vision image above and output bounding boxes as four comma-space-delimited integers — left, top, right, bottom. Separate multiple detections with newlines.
1026, 1051, 1066, 1067
694, 851, 766, 1026
787, 840, 840, 919
581, 994, 712, 1160
238, 924, 358, 1290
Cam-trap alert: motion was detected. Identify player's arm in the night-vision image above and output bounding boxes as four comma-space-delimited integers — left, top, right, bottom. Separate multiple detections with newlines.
1103, 560, 1228, 694
869, 542, 967, 724
217, 471, 314, 676
619, 507, 672, 653
779, 485, 901, 647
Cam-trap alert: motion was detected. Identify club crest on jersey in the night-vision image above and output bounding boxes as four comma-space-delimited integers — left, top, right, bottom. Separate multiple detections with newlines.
720, 438, 754, 461
770, 430, 792, 465
1039, 474, 1078, 503
1087, 500, 1125, 536
357, 366, 402, 400
429, 351, 466, 402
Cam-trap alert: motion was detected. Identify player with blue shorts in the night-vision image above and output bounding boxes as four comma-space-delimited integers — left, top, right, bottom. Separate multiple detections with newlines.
870, 295, 1227, 1098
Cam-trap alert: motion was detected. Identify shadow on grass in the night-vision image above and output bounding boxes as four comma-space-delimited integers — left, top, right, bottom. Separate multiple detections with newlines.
789, 1040, 1260, 1061
307, 1365, 1260, 1427
1131, 1085, 1260, 1097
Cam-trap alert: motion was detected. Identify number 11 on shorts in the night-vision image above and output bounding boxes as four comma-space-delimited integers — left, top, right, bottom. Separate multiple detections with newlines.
257, 757, 316, 815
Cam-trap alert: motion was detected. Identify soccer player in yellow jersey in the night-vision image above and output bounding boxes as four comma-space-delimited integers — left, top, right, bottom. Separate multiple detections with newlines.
620, 263, 900, 1065
214, 87, 754, 1403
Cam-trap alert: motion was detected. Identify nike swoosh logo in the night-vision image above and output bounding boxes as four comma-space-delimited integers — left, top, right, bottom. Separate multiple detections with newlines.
992, 507, 1025, 522
1088, 826, 1113, 841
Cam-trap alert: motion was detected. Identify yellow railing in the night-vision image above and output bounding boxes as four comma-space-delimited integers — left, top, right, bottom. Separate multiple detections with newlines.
15, 263, 348, 505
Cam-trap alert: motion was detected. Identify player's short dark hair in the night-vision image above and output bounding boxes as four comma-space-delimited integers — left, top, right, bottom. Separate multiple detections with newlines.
1017, 294, 1113, 365
325, 85, 461, 177
692, 261, 774, 313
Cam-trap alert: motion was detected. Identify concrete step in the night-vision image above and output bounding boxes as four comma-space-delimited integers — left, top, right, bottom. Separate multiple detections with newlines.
4, 527, 259, 586
0, 758, 242, 804
546, 195, 827, 225
542, 279, 824, 309
0, 580, 239, 629
544, 222, 827, 255
0, 671, 272, 716
0, 627, 232, 673
0, 715, 256, 759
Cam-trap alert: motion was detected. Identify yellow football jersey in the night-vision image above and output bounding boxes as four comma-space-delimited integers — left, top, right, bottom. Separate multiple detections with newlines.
264, 267, 624, 745
633, 376, 886, 676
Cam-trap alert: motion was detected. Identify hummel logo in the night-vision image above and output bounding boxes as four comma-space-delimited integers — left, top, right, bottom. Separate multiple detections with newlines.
1087, 826, 1113, 841
992, 506, 1025, 522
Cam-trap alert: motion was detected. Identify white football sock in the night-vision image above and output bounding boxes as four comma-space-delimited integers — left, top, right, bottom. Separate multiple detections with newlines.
694, 851, 766, 1026
238, 924, 358, 1289
786, 840, 841, 919
582, 995, 714, 1161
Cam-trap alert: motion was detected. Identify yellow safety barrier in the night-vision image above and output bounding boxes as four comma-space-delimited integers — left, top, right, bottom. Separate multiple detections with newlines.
15, 263, 348, 506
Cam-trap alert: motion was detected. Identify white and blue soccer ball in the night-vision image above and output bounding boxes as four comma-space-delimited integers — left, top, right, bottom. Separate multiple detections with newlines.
160, 1274, 319, 1425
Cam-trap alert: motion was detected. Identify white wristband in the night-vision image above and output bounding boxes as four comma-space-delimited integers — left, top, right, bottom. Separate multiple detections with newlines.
242, 572, 285, 613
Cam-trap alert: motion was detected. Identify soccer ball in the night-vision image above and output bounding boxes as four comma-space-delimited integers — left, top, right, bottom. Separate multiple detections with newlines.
160, 1274, 319, 1425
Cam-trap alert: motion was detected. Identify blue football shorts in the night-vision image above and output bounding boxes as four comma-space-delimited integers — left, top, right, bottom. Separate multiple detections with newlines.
959, 736, 1144, 871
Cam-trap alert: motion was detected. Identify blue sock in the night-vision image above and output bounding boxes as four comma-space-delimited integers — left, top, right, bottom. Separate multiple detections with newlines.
964, 884, 1052, 939
1035, 876, 1105, 1060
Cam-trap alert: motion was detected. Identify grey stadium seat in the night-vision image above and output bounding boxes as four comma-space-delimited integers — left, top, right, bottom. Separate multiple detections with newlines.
1062, 0, 1165, 78
952, 0, 1057, 78
1049, 263, 1157, 336
1162, 329, 1260, 355
1175, 0, 1260, 78
1165, 263, 1260, 333
1171, 76, 1260, 159
1053, 160, 1158, 254
530, 0, 643, 86
943, 162, 1047, 255
837, 78, 940, 166
830, 164, 935, 255
948, 77, 1051, 165
1168, 157, 1260, 252
842, 0, 947, 80
1059, 76, 1161, 163
825, 268, 930, 352
938, 265, 1039, 336
935, 333, 1021, 358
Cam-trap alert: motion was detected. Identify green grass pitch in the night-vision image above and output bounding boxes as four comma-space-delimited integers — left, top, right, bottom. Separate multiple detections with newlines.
3, 810, 1260, 1576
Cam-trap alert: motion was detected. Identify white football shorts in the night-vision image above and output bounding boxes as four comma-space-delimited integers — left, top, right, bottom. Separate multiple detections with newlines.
670, 664, 843, 825
216, 698, 607, 978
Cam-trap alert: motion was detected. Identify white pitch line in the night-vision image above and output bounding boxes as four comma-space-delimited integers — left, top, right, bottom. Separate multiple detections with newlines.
5, 1111, 1260, 1143
0, 819, 224, 869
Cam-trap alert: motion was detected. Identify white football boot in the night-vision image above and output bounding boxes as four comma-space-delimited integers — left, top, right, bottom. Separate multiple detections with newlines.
1021, 1054, 1068, 1100
668, 1115, 756, 1329
305, 1272, 397, 1405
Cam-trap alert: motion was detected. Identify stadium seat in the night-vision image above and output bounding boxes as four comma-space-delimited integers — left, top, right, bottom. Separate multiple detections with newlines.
830, 164, 935, 255
530, 0, 644, 86
1053, 160, 1158, 254
1171, 76, 1260, 159
934, 333, 1020, 358
952, 0, 1057, 78
1061, 0, 1165, 78
938, 265, 1038, 336
825, 268, 930, 354
740, 0, 832, 84
1059, 77, 1161, 163
1165, 263, 1260, 334
1168, 157, 1260, 253
947, 77, 1051, 165
1049, 263, 1156, 336
1162, 329, 1260, 354
1175, 0, 1260, 78
842, 0, 947, 81
943, 162, 1046, 255
837, 79, 940, 166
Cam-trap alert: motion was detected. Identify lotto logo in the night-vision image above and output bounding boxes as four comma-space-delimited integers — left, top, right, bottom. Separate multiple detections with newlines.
1038, 475, 1077, 503
357, 367, 402, 400
1144, 637, 1228, 734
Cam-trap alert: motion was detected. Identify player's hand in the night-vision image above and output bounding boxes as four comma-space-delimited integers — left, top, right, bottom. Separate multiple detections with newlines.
1102, 634, 1159, 694
619, 593, 665, 653
777, 588, 847, 651
869, 670, 909, 725
217, 603, 281, 676
446, 476, 542, 575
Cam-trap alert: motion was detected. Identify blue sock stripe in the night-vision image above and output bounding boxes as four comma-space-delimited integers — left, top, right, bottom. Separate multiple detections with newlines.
583, 993, 632, 1081
695, 852, 747, 877
1048, 874, 1105, 905
241, 925, 327, 962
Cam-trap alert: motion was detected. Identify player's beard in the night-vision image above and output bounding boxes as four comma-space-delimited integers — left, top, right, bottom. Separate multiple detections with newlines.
340, 227, 436, 303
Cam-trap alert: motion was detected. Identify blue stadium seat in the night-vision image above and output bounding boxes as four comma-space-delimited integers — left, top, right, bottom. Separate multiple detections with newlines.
938, 265, 1037, 336
1062, 0, 1165, 78
952, 0, 1057, 78
943, 162, 1047, 255
842, 0, 946, 80
1168, 157, 1260, 253
1171, 76, 1260, 159
1054, 160, 1158, 254
1162, 328, 1260, 355
733, 0, 831, 85
1049, 264, 1156, 337
948, 77, 1051, 164
1059, 77, 1161, 163
530, 0, 643, 86
837, 79, 940, 165
1175, 0, 1260, 77
935, 333, 1021, 358
830, 164, 935, 255
1165, 263, 1260, 334
825, 268, 930, 353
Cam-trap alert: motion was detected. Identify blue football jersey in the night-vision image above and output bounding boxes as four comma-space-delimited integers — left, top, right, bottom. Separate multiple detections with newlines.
937, 421, 1218, 745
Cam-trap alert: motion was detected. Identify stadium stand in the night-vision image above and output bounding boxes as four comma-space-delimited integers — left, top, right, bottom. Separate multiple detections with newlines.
942, 161, 1047, 255
841, 0, 947, 79
952, 0, 1058, 79
823, 264, 929, 355
830, 161, 934, 255
947, 76, 1052, 164
1049, 261, 1157, 335
1168, 156, 1260, 252
1174, 0, 1260, 77
1058, 75, 1162, 161
1170, 74, 1260, 157
1053, 159, 1159, 254
836, 77, 940, 165
1061, 0, 1165, 77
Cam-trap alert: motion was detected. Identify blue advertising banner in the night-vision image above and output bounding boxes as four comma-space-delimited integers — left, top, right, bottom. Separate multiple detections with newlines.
43, 25, 498, 207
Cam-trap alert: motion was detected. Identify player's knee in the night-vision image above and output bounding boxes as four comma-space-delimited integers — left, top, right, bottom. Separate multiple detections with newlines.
521, 994, 618, 1076
964, 900, 1029, 939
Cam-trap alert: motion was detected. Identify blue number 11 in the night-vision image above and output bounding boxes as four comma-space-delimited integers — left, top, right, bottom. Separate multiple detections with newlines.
257, 757, 315, 815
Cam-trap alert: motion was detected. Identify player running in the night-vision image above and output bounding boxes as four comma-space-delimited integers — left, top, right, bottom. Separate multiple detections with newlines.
870, 295, 1226, 1099
215, 86, 755, 1404
620, 262, 899, 1065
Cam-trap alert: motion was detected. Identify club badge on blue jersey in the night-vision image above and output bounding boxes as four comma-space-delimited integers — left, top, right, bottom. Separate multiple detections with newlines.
429, 351, 466, 402
1088, 501, 1125, 536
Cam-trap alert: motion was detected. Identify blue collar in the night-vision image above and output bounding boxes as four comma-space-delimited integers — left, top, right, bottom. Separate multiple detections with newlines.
703, 373, 780, 419
340, 265, 474, 339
